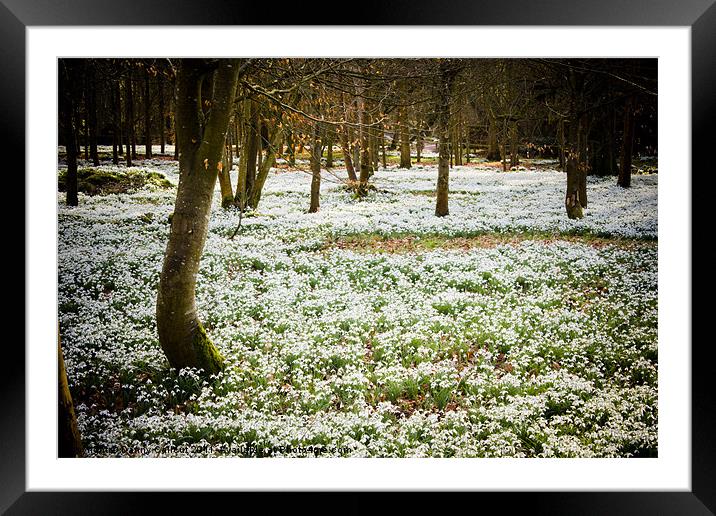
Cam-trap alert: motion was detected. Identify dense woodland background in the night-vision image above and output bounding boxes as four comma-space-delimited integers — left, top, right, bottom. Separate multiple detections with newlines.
58, 58, 656, 211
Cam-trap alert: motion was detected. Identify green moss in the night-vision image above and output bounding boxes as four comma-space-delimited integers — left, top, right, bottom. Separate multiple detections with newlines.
192, 322, 225, 377
58, 167, 173, 196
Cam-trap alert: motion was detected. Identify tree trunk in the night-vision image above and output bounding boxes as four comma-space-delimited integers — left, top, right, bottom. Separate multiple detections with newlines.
416, 123, 423, 163
325, 128, 333, 168
509, 120, 519, 168
500, 139, 508, 172
399, 104, 411, 169
112, 80, 121, 165
286, 128, 296, 167
245, 100, 260, 203
249, 124, 284, 210
235, 98, 259, 210
618, 96, 635, 188
60, 61, 79, 206
381, 122, 387, 169
156, 59, 239, 376
339, 125, 357, 181
87, 63, 100, 166
58, 337, 83, 458
435, 63, 455, 217
357, 100, 373, 197
565, 118, 584, 219
487, 116, 500, 161
219, 145, 234, 208
124, 74, 134, 166
577, 113, 589, 208
308, 122, 322, 213
339, 91, 356, 179
453, 111, 463, 166
159, 72, 165, 155
144, 68, 152, 159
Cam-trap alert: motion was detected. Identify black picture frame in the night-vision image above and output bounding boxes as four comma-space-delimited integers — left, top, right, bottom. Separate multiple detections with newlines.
7, 1, 713, 513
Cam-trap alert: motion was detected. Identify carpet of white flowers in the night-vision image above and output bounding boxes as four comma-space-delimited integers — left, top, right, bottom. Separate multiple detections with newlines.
58, 155, 658, 458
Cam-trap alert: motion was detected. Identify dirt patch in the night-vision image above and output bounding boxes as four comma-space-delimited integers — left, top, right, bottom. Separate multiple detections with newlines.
328, 233, 657, 253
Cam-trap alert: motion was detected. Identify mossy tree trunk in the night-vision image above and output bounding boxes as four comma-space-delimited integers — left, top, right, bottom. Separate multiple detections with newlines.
60, 60, 79, 207
58, 337, 82, 458
435, 62, 456, 217
156, 59, 239, 376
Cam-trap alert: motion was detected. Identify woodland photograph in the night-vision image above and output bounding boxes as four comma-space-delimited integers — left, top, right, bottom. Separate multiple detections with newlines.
57, 57, 658, 458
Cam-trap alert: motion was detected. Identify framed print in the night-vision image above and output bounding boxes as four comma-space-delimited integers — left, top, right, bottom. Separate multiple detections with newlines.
7, 0, 714, 513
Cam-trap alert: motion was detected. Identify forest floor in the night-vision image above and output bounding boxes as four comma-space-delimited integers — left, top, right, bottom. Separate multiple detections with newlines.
58, 151, 658, 457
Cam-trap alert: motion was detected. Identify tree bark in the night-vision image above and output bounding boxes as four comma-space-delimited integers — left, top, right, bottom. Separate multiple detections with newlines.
565, 118, 584, 219
357, 101, 373, 197
112, 80, 121, 165
381, 122, 387, 169
58, 337, 83, 458
577, 112, 589, 208
339, 125, 357, 181
453, 110, 463, 166
325, 128, 333, 168
557, 118, 566, 170
249, 122, 285, 210
156, 59, 239, 375
244, 100, 260, 203
487, 116, 500, 161
124, 73, 134, 167
509, 120, 519, 168
399, 102, 411, 169
416, 120, 423, 163
219, 144, 234, 208
87, 62, 100, 166
144, 67, 152, 159
60, 61, 79, 207
159, 72, 165, 155
308, 122, 322, 213
435, 63, 455, 217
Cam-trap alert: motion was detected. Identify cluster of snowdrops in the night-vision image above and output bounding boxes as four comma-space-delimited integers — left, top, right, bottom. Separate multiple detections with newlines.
58, 154, 658, 457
